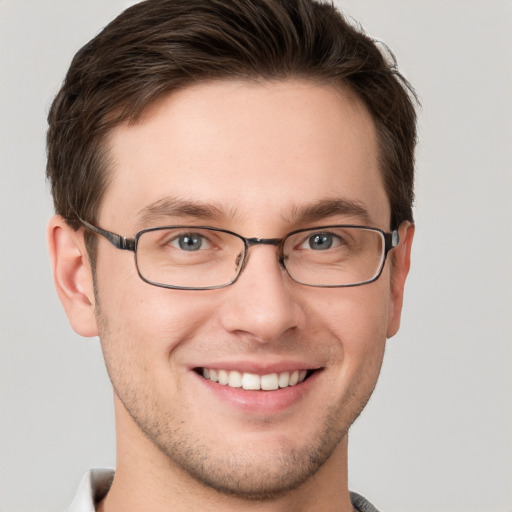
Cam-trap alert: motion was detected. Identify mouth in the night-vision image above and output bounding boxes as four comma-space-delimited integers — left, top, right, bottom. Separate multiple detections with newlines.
196, 367, 315, 391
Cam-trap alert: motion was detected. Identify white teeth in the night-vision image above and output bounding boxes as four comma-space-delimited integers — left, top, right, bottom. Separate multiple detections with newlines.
278, 371, 290, 388
218, 369, 229, 385
228, 370, 242, 388
202, 368, 309, 390
289, 370, 299, 386
242, 373, 260, 390
261, 373, 279, 390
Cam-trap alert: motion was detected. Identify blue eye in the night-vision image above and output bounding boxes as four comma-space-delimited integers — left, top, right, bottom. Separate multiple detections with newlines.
303, 232, 340, 250
170, 233, 212, 251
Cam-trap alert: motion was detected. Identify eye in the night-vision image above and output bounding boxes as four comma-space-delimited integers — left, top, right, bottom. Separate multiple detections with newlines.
169, 232, 212, 251
301, 232, 341, 251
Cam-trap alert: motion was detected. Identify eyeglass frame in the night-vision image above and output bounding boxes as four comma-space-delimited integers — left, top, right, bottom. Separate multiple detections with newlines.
79, 218, 400, 290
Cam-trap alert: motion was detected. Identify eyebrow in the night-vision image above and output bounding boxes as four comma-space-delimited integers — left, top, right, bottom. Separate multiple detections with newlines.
137, 197, 225, 225
288, 198, 372, 225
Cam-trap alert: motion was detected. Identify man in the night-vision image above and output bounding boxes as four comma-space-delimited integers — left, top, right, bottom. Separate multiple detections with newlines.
46, 0, 417, 510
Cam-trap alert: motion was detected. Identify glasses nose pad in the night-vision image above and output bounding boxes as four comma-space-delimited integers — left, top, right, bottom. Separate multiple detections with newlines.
235, 251, 244, 270
234, 242, 252, 276
277, 252, 287, 269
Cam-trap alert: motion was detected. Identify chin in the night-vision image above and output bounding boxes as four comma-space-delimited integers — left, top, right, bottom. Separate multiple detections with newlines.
145, 403, 350, 500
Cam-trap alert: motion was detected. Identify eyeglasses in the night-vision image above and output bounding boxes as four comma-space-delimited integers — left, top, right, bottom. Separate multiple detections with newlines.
80, 219, 399, 290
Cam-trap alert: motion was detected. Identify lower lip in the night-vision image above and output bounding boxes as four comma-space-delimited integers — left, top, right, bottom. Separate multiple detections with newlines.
193, 370, 320, 414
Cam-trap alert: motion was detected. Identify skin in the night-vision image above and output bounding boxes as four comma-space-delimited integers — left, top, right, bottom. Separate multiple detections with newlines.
48, 80, 414, 512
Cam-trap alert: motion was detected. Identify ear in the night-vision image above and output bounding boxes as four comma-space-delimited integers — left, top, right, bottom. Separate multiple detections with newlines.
47, 215, 98, 337
386, 221, 415, 338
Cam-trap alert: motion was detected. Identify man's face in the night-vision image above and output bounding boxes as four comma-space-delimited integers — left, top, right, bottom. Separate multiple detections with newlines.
89, 80, 410, 498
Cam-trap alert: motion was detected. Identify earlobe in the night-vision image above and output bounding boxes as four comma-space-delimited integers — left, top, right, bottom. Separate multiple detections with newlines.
386, 221, 415, 338
47, 215, 99, 337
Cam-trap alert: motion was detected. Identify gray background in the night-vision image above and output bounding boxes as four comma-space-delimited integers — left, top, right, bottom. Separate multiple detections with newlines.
1, 1, 511, 511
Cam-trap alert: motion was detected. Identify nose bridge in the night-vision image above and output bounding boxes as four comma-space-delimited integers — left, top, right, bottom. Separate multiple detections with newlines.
221, 241, 304, 343
238, 237, 284, 279
243, 237, 284, 268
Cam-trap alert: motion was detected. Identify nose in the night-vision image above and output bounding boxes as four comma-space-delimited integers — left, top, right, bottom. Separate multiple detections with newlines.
219, 244, 306, 344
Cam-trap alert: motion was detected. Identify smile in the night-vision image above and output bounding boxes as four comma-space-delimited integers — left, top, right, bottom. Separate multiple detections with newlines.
200, 368, 310, 390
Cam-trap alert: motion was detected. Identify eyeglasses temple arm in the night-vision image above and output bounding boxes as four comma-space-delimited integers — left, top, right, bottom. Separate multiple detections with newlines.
79, 218, 136, 251
384, 230, 400, 254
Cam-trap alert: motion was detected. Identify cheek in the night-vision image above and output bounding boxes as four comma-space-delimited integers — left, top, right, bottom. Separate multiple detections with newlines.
296, 286, 390, 432
94, 251, 219, 365
314, 282, 390, 343
307, 283, 390, 378
95, 286, 221, 414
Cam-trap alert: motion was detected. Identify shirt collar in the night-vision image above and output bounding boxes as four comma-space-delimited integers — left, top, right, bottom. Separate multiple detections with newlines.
66, 469, 114, 512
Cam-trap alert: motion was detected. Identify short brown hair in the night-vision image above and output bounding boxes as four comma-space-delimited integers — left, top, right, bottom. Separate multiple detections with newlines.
47, 0, 417, 244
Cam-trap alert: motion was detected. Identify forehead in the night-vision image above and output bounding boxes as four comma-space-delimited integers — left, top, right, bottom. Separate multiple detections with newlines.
101, 79, 390, 231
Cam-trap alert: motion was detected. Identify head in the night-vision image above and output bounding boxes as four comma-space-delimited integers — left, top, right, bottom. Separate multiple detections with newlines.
47, 0, 417, 504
